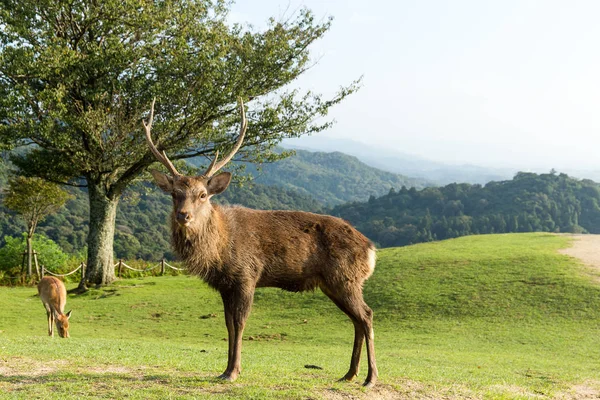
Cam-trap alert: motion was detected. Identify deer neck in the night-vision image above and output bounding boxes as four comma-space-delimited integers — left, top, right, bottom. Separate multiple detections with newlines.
171, 204, 228, 276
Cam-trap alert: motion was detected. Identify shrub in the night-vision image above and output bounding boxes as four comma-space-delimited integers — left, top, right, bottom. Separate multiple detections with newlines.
0, 233, 69, 273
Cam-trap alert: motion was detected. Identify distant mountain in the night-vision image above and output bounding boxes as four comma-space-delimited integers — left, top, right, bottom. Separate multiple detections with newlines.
562, 168, 600, 183
187, 148, 431, 206
249, 149, 431, 206
282, 136, 516, 185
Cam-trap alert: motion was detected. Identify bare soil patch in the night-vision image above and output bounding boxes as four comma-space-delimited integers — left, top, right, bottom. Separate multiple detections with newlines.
319, 381, 478, 400
0, 356, 67, 376
555, 381, 600, 399
558, 234, 600, 282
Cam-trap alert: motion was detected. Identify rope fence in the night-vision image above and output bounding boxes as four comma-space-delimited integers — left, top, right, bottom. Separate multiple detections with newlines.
115, 258, 185, 278
164, 261, 185, 271
1, 255, 185, 286
41, 262, 86, 281
115, 260, 158, 273
38, 259, 185, 281
42, 263, 83, 277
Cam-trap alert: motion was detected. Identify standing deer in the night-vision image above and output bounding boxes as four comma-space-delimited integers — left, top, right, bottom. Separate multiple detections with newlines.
144, 99, 378, 387
38, 276, 72, 338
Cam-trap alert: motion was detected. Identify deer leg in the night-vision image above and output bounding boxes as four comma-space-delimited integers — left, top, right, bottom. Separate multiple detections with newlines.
49, 311, 54, 337
219, 292, 236, 380
218, 287, 254, 381
44, 304, 53, 337
323, 286, 378, 387
322, 289, 363, 381
345, 321, 364, 381
46, 309, 52, 336
360, 304, 378, 388
230, 288, 254, 381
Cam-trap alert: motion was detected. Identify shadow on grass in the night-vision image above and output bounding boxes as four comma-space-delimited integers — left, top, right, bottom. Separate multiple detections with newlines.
0, 371, 404, 398
0, 371, 234, 389
0, 372, 245, 399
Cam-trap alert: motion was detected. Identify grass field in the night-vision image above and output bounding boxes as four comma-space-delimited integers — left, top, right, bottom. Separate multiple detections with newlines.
1, 233, 600, 399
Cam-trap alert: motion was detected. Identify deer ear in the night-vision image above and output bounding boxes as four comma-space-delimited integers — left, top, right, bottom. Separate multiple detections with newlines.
65, 310, 72, 320
150, 169, 174, 192
207, 172, 232, 196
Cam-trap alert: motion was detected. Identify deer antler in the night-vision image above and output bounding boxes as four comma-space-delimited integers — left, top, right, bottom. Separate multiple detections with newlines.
203, 98, 248, 177
144, 98, 247, 178
143, 98, 181, 177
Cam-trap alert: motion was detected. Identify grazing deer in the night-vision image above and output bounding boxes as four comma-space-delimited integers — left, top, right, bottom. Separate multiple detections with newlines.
38, 276, 72, 338
144, 99, 378, 387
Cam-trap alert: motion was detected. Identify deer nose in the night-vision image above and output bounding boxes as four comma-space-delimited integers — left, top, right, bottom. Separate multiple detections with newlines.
177, 211, 191, 222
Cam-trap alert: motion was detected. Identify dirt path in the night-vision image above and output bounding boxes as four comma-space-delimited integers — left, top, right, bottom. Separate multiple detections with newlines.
558, 234, 600, 281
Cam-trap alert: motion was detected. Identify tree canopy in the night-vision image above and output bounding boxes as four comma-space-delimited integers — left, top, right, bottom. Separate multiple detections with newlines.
4, 176, 71, 236
4, 176, 70, 277
332, 172, 600, 248
0, 0, 357, 285
0, 0, 356, 185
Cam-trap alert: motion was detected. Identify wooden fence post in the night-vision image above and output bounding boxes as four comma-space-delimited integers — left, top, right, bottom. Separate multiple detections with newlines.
33, 250, 40, 278
81, 262, 86, 282
118, 259, 123, 278
20, 251, 27, 276
41, 265, 44, 278
161, 259, 165, 276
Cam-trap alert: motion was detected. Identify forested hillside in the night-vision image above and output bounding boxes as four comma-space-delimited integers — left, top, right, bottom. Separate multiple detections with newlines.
332, 172, 600, 247
253, 149, 431, 205
0, 158, 323, 260
189, 148, 431, 206
0, 158, 7, 187
5, 150, 600, 259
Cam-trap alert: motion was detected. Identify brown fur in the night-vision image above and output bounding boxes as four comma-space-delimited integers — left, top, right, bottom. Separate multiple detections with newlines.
151, 171, 378, 386
38, 276, 71, 338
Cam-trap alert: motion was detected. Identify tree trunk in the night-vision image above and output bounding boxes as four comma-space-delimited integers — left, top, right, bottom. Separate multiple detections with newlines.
26, 234, 32, 278
85, 182, 119, 286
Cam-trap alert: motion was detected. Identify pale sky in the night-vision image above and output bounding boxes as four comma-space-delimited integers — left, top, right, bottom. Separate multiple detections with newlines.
230, 1, 600, 170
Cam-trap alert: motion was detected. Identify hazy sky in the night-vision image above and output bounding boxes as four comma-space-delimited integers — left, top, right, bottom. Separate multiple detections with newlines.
230, 1, 600, 169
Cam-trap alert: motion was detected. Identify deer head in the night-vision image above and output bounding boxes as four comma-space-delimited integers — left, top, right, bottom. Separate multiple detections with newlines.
144, 99, 248, 228
55, 310, 72, 338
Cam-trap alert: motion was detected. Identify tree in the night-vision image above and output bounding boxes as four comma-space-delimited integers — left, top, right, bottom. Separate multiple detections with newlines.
0, 233, 70, 277
3, 176, 70, 278
0, 1, 358, 285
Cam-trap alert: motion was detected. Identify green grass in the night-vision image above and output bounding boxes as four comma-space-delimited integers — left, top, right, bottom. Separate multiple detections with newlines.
1, 233, 600, 399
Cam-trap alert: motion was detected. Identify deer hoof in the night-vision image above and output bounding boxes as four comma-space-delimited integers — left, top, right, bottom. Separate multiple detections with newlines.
338, 373, 357, 382
362, 379, 376, 388
217, 373, 237, 382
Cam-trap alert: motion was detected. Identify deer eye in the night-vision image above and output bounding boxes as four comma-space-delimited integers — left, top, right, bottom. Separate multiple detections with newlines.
200, 193, 207, 199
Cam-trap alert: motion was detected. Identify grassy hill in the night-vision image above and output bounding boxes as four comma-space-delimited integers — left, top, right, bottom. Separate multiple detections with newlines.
1, 233, 599, 398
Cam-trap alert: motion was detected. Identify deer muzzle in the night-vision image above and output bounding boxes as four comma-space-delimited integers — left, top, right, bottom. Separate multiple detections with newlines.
176, 211, 193, 226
